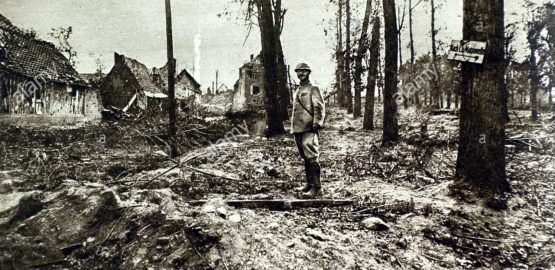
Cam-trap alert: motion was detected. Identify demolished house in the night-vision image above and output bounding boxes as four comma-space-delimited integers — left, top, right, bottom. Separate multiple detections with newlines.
231, 54, 265, 113
152, 63, 201, 99
102, 53, 202, 113
0, 14, 99, 117
152, 63, 201, 111
101, 53, 167, 112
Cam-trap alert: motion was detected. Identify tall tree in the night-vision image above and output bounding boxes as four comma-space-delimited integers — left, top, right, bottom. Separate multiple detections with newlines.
452, 0, 510, 198
353, 0, 373, 118
382, 0, 399, 145
344, 0, 354, 113
256, 0, 285, 136
430, 0, 441, 109
336, 0, 345, 107
273, 0, 290, 120
408, 0, 418, 106
363, 12, 381, 130
528, 22, 541, 122
396, 0, 407, 69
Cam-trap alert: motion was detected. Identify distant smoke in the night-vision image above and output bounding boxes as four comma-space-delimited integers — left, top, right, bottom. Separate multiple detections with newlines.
194, 31, 201, 82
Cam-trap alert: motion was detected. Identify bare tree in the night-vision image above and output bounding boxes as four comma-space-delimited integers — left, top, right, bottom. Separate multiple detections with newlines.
255, 0, 286, 136
353, 0, 373, 118
429, 0, 440, 109
49, 26, 77, 67
336, 0, 345, 106
344, 0, 354, 113
273, 0, 290, 120
382, 0, 399, 145
363, 10, 381, 130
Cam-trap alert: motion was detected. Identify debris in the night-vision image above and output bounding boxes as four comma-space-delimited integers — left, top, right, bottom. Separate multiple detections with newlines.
228, 214, 241, 223
305, 228, 329, 241
360, 217, 389, 231
0, 180, 13, 194
188, 199, 354, 210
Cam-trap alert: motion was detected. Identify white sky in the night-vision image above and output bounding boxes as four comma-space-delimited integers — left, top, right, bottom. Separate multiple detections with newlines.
0, 0, 541, 91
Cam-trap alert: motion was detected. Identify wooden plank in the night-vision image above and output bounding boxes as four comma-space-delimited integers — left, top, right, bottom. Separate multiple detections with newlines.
187, 199, 354, 210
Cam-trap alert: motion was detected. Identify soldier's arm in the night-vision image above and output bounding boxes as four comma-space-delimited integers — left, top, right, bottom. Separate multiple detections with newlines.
311, 86, 325, 128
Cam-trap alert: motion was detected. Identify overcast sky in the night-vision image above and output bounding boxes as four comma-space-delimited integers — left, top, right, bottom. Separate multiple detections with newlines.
0, 0, 540, 91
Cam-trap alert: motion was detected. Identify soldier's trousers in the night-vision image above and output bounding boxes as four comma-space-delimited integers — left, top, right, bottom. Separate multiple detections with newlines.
294, 131, 320, 162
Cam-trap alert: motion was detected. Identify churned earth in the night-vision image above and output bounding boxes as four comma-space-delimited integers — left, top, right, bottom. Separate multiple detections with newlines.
0, 106, 554, 269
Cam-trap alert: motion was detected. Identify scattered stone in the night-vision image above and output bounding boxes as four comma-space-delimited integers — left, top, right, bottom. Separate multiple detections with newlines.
305, 228, 328, 241
202, 204, 216, 213
217, 207, 228, 218
0, 180, 13, 194
360, 217, 389, 231
229, 213, 241, 223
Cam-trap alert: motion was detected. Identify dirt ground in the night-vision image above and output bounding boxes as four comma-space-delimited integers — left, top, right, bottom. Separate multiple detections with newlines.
0, 106, 554, 270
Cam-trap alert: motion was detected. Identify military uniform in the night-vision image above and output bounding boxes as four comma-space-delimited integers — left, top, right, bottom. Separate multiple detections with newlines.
291, 63, 325, 198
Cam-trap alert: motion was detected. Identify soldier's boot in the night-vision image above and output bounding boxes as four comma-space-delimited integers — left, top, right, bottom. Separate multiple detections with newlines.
295, 160, 312, 192
302, 160, 323, 198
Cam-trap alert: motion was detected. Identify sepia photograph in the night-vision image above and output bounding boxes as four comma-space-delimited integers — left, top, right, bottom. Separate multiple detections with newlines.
0, 0, 554, 269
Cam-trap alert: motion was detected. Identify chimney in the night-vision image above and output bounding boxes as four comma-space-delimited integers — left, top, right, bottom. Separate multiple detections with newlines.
250, 54, 254, 61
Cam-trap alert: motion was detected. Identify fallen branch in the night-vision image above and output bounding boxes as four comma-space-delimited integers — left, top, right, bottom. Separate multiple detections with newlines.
143, 163, 181, 186
182, 165, 239, 181
188, 199, 354, 210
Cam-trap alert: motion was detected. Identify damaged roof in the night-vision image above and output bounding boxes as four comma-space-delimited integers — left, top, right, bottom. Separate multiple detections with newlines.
157, 62, 202, 94
117, 53, 163, 94
0, 13, 85, 86
177, 68, 201, 93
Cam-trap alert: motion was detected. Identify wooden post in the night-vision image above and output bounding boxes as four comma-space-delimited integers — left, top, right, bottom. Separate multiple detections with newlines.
165, 0, 177, 157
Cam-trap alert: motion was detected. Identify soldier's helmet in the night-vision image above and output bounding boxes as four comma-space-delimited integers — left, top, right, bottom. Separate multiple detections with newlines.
294, 62, 311, 72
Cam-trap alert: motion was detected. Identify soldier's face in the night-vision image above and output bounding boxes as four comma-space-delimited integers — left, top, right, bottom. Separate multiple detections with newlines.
296, 70, 310, 82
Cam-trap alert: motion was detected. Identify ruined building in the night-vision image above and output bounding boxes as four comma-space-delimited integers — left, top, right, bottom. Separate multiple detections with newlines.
101, 53, 202, 113
0, 13, 100, 118
101, 53, 167, 112
231, 54, 265, 113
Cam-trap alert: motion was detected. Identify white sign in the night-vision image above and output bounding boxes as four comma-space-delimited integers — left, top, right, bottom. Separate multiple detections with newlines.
448, 40, 487, 64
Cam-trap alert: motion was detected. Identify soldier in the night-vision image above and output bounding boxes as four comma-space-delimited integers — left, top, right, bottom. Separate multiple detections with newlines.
292, 62, 325, 198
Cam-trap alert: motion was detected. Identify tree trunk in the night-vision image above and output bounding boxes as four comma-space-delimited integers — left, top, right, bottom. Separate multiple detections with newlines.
344, 0, 353, 113
430, 0, 441, 109
453, 0, 510, 196
446, 89, 452, 109
454, 89, 459, 108
363, 15, 380, 130
256, 0, 285, 136
382, 0, 399, 145
377, 54, 382, 103
529, 42, 539, 121
337, 0, 344, 106
409, 0, 419, 107
273, 0, 290, 120
354, 0, 373, 118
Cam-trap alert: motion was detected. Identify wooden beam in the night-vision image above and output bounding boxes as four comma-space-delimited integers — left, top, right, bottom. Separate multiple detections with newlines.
188, 199, 354, 210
